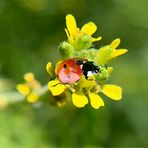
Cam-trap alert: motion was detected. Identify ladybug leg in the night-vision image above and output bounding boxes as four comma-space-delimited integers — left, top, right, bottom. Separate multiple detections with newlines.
82, 70, 88, 79
85, 75, 88, 79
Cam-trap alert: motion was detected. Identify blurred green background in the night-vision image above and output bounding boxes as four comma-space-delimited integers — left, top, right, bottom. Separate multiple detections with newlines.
0, 0, 148, 147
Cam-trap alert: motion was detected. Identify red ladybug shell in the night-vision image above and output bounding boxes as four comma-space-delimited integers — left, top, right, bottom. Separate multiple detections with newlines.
57, 59, 83, 84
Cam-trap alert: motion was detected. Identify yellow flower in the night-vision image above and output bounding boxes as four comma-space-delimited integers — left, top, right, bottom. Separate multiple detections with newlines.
71, 76, 122, 109
45, 14, 126, 109
46, 62, 54, 78
47, 71, 122, 109
89, 84, 122, 109
27, 92, 39, 103
96, 38, 128, 65
65, 14, 102, 48
88, 92, 104, 109
72, 90, 88, 108
72, 83, 122, 109
48, 79, 67, 96
77, 75, 97, 88
47, 75, 117, 109
101, 84, 122, 100
71, 86, 105, 109
16, 73, 41, 103
17, 84, 30, 96
109, 38, 128, 60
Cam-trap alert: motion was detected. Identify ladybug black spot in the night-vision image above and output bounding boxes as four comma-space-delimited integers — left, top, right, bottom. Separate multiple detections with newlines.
63, 64, 67, 69
67, 75, 71, 79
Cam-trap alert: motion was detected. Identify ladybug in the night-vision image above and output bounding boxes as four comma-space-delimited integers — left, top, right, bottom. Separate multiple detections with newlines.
57, 58, 101, 84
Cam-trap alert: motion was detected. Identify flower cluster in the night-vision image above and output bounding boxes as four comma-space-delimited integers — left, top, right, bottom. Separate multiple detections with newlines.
16, 14, 127, 109
16, 73, 42, 103
46, 14, 128, 109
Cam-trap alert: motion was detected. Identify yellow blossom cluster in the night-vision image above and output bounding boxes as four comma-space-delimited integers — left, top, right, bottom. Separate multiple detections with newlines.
17, 14, 128, 109
17, 73, 41, 103
46, 14, 128, 109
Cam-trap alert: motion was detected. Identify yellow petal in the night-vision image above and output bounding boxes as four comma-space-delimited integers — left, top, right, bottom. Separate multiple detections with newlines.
55, 60, 63, 74
89, 92, 104, 109
24, 73, 34, 82
46, 62, 54, 77
107, 67, 113, 75
49, 84, 66, 96
96, 45, 112, 65
48, 79, 60, 87
101, 84, 122, 100
72, 90, 88, 108
27, 92, 39, 103
110, 38, 120, 49
81, 21, 97, 35
16, 84, 30, 96
92, 36, 102, 42
78, 75, 97, 88
65, 28, 71, 39
65, 28, 74, 44
48, 80, 66, 96
110, 49, 128, 59
29, 79, 41, 89
66, 14, 78, 38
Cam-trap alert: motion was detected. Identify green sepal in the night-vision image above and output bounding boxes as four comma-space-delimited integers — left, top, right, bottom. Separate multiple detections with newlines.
95, 45, 112, 65
73, 48, 97, 61
59, 41, 75, 59
95, 67, 109, 85
74, 34, 92, 50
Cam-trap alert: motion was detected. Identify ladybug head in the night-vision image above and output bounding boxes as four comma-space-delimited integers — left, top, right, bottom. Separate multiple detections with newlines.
82, 61, 101, 79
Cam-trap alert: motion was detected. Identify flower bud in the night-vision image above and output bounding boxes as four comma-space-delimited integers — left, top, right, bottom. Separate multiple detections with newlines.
46, 62, 54, 78
74, 34, 92, 50
59, 41, 74, 59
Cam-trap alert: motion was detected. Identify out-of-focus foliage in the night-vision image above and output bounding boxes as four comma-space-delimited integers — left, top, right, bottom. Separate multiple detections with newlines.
0, 0, 148, 147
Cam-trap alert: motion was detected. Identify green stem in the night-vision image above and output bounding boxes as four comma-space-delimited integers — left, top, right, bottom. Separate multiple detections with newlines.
0, 84, 49, 105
